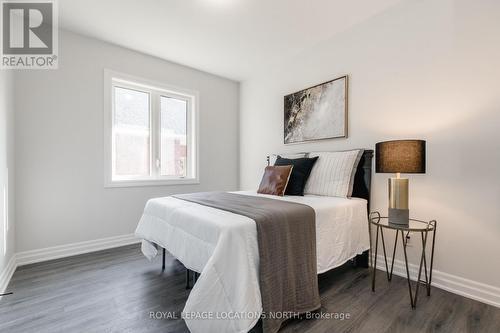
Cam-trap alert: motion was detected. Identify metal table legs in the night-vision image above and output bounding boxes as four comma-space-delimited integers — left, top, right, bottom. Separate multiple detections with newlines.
371, 222, 437, 308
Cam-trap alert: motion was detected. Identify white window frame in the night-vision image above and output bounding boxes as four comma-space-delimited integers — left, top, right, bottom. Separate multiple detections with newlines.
104, 69, 199, 188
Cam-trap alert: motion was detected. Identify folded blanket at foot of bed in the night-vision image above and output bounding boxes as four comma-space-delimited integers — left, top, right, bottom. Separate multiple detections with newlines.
174, 192, 321, 333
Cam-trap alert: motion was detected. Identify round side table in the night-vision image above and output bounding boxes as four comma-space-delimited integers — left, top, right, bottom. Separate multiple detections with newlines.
369, 211, 437, 308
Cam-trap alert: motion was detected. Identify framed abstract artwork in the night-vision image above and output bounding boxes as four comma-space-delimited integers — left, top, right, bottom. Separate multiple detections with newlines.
284, 75, 348, 144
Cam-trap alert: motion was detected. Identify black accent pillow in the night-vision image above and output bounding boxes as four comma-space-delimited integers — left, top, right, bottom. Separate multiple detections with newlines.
274, 156, 319, 196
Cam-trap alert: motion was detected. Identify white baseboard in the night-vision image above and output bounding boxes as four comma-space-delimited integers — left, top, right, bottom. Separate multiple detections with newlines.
373, 254, 500, 308
0, 234, 140, 299
0, 255, 17, 297
16, 233, 141, 266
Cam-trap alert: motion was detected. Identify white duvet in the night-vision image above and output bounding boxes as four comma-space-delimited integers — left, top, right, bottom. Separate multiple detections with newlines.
135, 191, 369, 333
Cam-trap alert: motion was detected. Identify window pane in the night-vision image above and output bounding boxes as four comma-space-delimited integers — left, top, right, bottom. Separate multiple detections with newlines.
113, 87, 150, 177
160, 96, 187, 177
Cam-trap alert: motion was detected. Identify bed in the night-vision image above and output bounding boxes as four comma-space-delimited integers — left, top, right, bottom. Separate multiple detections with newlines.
135, 150, 373, 333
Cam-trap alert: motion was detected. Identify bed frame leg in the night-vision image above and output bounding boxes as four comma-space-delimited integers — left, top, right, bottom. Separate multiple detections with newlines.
162, 248, 166, 271
186, 269, 191, 289
185, 269, 200, 289
356, 250, 369, 268
159, 247, 196, 289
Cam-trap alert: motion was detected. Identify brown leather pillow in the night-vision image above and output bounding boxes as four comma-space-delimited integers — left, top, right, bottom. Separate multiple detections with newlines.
257, 165, 293, 196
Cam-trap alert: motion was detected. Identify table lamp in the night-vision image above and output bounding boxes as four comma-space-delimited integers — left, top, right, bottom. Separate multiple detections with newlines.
375, 140, 426, 225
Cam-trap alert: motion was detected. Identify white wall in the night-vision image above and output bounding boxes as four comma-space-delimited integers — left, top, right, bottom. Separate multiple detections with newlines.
240, 0, 500, 290
0, 70, 15, 278
15, 30, 239, 252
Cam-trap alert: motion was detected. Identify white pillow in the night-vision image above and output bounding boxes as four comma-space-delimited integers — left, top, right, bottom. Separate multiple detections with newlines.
304, 150, 363, 198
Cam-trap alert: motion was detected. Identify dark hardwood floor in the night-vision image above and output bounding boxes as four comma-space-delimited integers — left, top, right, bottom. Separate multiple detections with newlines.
1, 244, 499, 333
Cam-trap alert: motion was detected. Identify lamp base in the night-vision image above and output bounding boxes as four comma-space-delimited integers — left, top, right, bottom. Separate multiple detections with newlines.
388, 177, 409, 225
389, 208, 409, 225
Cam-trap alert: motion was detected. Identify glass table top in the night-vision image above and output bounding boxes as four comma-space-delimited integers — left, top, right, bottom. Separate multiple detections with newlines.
369, 214, 435, 231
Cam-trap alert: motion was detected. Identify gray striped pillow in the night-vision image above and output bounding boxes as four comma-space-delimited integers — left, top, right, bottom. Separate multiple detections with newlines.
304, 150, 363, 198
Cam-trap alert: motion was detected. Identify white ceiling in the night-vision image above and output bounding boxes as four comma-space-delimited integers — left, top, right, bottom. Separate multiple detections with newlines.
59, 0, 401, 81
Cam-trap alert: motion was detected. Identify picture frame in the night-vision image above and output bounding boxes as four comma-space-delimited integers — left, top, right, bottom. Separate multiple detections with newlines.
284, 75, 348, 144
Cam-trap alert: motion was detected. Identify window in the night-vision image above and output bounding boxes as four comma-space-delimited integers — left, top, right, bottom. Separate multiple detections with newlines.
104, 70, 198, 187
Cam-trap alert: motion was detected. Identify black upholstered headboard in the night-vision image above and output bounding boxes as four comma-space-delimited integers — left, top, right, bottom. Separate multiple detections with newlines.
266, 149, 373, 209
351, 150, 373, 210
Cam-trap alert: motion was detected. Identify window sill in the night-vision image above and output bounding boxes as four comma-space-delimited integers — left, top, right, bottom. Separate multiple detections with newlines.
104, 178, 200, 188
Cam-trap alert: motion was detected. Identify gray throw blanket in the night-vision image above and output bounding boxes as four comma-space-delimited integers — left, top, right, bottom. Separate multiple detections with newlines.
173, 192, 321, 333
